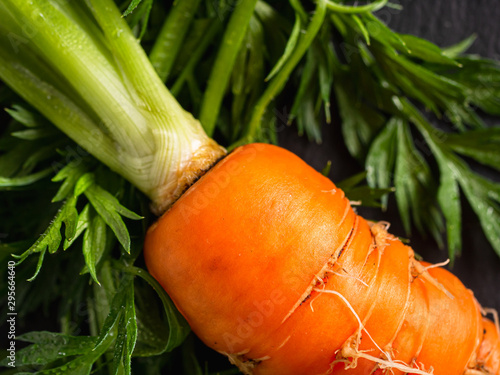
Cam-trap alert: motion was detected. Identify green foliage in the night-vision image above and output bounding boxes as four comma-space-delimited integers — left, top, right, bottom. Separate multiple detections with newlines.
3, 332, 97, 367
1, 0, 500, 374
337, 171, 394, 208
401, 101, 500, 260
327, 11, 500, 260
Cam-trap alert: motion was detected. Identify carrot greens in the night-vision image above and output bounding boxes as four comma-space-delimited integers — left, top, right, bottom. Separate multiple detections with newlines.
0, 0, 499, 373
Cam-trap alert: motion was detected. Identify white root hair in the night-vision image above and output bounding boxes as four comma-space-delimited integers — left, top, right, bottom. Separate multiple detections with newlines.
411, 259, 455, 299
222, 349, 270, 375
330, 268, 369, 287
482, 307, 500, 337
314, 288, 434, 375
313, 288, 391, 358
422, 259, 450, 271
281, 212, 355, 323
321, 188, 338, 194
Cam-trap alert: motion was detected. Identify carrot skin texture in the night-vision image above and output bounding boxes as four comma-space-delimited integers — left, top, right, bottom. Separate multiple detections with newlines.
477, 318, 500, 373
145, 143, 356, 354
414, 264, 483, 374
144, 143, 499, 374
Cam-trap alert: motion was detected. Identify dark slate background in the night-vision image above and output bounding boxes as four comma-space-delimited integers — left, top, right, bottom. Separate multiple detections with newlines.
279, 1, 500, 312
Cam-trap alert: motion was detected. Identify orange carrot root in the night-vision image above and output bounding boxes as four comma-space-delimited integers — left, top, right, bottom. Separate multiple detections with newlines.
144, 143, 500, 375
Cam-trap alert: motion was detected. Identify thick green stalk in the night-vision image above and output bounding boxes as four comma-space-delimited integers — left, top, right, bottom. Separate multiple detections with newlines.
149, 0, 203, 82
0, 0, 225, 213
2, 1, 150, 153
199, 0, 259, 136
0, 28, 120, 173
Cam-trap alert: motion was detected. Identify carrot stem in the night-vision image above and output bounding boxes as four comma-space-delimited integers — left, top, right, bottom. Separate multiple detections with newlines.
235, 0, 328, 147
149, 0, 203, 82
0, 0, 225, 212
199, 0, 259, 136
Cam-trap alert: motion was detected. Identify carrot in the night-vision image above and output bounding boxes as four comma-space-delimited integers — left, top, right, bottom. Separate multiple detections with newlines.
144, 143, 500, 375
2, 0, 500, 373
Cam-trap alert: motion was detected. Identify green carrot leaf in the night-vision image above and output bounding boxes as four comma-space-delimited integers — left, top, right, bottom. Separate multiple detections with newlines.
122, 0, 145, 17
290, 48, 317, 133
265, 14, 301, 81
435, 153, 462, 260
3, 332, 97, 367
5, 105, 42, 128
361, 13, 408, 52
457, 168, 500, 258
334, 72, 386, 160
64, 204, 91, 250
13, 334, 111, 375
88, 273, 137, 375
123, 0, 154, 39
337, 171, 369, 190
394, 120, 443, 245
445, 127, 500, 170
0, 168, 53, 190
442, 34, 477, 58
398, 34, 461, 66
121, 266, 190, 353
52, 160, 90, 202
93, 276, 129, 348
74, 172, 96, 197
13, 196, 78, 270
132, 279, 172, 356
10, 127, 60, 140
338, 171, 394, 208
321, 160, 332, 177
366, 118, 398, 209
445, 57, 500, 116
84, 184, 142, 253
82, 213, 107, 285
316, 36, 335, 124
124, 279, 138, 372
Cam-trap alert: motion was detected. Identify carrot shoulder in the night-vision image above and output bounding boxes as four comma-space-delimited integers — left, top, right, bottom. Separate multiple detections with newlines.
144, 143, 499, 375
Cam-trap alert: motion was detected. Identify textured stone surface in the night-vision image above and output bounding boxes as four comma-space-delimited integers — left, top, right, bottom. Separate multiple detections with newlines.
387, 0, 500, 59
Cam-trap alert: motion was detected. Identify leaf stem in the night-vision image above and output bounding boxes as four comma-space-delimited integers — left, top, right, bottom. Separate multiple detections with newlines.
237, 0, 328, 146
0, 168, 53, 188
325, 0, 388, 14
149, 0, 203, 82
0, 0, 225, 213
199, 0, 259, 136
117, 263, 190, 351
170, 20, 223, 97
